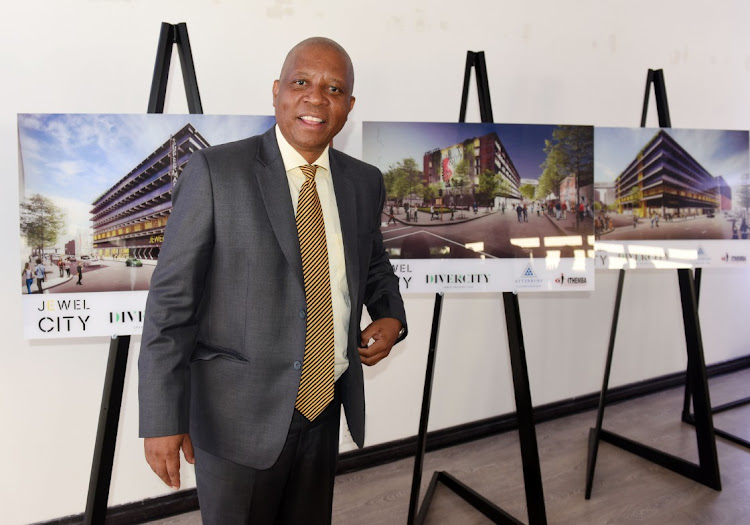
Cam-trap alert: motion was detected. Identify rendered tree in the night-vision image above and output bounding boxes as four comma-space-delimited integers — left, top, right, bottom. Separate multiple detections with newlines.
418, 182, 439, 206
450, 158, 470, 206
537, 163, 564, 203
540, 126, 594, 227
20, 193, 66, 257
477, 169, 500, 205
496, 177, 515, 203
383, 158, 424, 205
520, 183, 536, 201
382, 167, 399, 201
629, 186, 643, 217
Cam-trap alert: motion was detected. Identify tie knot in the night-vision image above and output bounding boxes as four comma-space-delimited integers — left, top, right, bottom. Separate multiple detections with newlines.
300, 164, 318, 181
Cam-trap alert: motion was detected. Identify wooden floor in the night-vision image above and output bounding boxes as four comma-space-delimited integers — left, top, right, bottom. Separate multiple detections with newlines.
146, 369, 750, 524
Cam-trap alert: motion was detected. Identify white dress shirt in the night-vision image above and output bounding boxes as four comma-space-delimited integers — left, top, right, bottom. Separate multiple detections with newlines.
275, 125, 351, 381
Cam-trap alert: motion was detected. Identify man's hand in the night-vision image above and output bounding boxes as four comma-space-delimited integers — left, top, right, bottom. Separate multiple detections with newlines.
359, 317, 402, 366
144, 433, 195, 489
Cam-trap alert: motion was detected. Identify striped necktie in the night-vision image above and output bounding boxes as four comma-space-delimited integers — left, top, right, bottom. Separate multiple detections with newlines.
294, 164, 335, 420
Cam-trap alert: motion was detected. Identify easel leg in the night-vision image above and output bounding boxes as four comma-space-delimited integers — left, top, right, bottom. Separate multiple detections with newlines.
503, 292, 547, 525
678, 269, 721, 489
84, 336, 131, 524
590, 269, 721, 491
681, 268, 701, 422
408, 293, 444, 525
585, 269, 625, 499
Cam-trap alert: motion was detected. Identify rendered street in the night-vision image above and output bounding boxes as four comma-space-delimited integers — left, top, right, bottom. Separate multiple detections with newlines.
24, 259, 154, 294
598, 213, 741, 241
381, 207, 593, 259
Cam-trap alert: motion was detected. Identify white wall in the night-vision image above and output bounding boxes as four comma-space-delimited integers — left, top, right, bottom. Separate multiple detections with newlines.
2, 1, 750, 523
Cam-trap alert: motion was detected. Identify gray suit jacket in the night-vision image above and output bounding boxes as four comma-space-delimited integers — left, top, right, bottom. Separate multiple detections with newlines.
138, 126, 407, 469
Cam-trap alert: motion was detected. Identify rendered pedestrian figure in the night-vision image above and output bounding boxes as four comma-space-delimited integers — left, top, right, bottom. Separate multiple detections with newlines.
522, 203, 528, 222
516, 203, 523, 223
387, 206, 396, 225
76, 263, 83, 285
34, 258, 45, 293
22, 262, 33, 294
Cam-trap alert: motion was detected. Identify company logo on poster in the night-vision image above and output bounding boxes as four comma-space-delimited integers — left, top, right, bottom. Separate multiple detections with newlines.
696, 246, 712, 265
554, 273, 588, 286
515, 264, 543, 289
721, 253, 747, 263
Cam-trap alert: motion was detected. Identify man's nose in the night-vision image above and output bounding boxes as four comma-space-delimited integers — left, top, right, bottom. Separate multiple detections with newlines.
305, 83, 328, 105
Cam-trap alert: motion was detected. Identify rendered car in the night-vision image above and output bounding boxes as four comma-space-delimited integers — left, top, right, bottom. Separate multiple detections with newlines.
125, 257, 143, 267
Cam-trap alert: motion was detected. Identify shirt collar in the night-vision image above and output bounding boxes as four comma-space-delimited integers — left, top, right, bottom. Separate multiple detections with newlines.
275, 125, 330, 175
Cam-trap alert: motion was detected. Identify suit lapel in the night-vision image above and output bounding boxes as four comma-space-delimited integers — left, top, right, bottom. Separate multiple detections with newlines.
330, 151, 360, 309
255, 128, 304, 288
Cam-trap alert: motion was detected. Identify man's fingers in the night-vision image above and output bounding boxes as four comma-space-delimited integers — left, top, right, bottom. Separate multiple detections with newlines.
145, 452, 172, 487
166, 454, 182, 489
182, 434, 195, 464
359, 339, 391, 366
144, 434, 189, 488
360, 326, 378, 347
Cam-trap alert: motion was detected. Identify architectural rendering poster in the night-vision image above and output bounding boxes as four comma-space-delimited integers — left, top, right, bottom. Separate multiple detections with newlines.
594, 127, 750, 270
18, 114, 275, 339
363, 122, 595, 293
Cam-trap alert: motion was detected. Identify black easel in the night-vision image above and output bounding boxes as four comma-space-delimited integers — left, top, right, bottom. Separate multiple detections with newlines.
83, 22, 203, 524
407, 51, 547, 525
585, 69, 721, 500
681, 270, 750, 448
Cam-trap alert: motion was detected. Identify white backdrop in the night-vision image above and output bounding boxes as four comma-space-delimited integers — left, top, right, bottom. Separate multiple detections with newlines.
2, 2, 750, 523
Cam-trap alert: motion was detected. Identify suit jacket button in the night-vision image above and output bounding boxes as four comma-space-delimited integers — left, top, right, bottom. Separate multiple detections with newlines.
299, 309, 306, 319
293, 360, 302, 370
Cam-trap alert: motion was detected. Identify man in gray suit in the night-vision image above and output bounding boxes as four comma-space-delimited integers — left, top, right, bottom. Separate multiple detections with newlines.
139, 37, 407, 523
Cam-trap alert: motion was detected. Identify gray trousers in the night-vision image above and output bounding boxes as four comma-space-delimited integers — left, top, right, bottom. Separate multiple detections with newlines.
195, 386, 342, 525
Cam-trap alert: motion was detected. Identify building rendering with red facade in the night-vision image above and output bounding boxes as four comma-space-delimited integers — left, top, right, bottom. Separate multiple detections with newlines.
423, 132, 522, 202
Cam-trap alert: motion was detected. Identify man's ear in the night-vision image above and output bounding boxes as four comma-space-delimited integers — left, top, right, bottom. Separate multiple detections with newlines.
272, 80, 279, 107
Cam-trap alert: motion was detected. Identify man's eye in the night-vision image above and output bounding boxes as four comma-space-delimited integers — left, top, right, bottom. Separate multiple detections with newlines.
293, 80, 306, 86
329, 86, 340, 93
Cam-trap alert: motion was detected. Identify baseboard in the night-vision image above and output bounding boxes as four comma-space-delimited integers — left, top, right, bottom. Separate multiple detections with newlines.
37, 354, 750, 525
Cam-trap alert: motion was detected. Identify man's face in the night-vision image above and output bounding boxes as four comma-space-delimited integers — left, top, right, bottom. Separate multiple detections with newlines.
273, 43, 355, 164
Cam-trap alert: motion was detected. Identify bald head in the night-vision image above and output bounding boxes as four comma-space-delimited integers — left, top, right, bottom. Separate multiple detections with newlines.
272, 36, 357, 163
280, 37, 355, 93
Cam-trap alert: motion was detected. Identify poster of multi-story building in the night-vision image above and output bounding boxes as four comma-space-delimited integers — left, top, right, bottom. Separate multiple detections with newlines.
594, 127, 750, 269
18, 113, 274, 338
363, 122, 595, 293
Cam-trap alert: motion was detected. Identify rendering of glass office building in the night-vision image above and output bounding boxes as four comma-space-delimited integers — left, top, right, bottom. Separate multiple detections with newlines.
615, 130, 719, 217
90, 123, 210, 260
